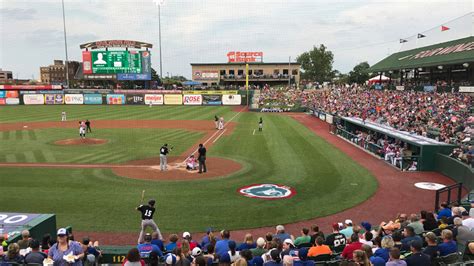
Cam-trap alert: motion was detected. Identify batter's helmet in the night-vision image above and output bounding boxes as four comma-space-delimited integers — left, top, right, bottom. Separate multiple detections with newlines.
149, 199, 156, 206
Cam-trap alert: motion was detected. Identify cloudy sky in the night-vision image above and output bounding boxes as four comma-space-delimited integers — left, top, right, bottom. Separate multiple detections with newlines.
0, 0, 472, 80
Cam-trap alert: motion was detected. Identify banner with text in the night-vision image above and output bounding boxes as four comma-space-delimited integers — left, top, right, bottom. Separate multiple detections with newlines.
65, 94, 84, 105
202, 95, 222, 105
23, 94, 45, 105
126, 94, 145, 105
6, 98, 20, 105
0, 91, 5, 98
185, 90, 237, 95
222, 94, 241, 105
183, 94, 202, 105
45, 94, 64, 105
144, 94, 164, 105
164, 94, 183, 105
106, 94, 126, 105
6, 91, 19, 98
83, 94, 103, 104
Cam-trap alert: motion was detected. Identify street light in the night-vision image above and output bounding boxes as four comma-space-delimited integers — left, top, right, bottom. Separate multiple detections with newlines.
153, 0, 165, 79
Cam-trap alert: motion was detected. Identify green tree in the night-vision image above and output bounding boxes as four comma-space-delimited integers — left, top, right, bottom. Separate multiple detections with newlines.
348, 62, 370, 84
297, 44, 334, 82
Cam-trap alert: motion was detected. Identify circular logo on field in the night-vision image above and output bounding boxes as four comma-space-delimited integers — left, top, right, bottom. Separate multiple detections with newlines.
238, 184, 295, 200
414, 182, 446, 190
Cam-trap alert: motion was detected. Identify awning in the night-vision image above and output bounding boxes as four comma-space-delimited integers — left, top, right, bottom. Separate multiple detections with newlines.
183, 81, 202, 86
370, 36, 474, 72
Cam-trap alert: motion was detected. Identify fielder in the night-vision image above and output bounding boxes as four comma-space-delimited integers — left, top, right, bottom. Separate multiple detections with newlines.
79, 121, 86, 139
218, 116, 224, 130
259, 117, 263, 131
136, 199, 163, 243
61, 111, 67, 121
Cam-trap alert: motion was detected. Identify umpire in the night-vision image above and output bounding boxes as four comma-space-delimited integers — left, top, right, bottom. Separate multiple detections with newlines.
198, 143, 207, 174
136, 199, 163, 244
159, 144, 169, 171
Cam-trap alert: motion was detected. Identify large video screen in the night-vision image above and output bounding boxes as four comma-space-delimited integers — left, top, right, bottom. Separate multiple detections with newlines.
82, 50, 151, 80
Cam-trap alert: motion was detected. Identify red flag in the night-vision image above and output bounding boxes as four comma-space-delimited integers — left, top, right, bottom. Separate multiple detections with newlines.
441, 25, 450, 31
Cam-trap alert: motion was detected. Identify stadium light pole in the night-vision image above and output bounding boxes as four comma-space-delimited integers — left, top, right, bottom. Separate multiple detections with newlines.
156, 0, 164, 80
61, 0, 69, 88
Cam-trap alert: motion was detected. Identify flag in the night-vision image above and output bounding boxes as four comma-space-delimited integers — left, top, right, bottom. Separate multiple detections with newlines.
400, 39, 408, 43
417, 33, 426, 39
441, 25, 450, 31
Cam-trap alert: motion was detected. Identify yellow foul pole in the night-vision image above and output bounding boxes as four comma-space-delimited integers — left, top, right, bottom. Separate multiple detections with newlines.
246, 63, 249, 106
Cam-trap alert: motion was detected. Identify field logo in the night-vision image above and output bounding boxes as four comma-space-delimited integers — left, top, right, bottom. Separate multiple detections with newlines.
238, 184, 295, 200
414, 182, 446, 190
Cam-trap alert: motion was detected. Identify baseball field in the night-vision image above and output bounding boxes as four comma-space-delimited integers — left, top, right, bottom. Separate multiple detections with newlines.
0, 105, 377, 233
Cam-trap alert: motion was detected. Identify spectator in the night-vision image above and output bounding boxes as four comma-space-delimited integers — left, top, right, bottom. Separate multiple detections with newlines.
263, 249, 282, 266
453, 217, 474, 251
200, 228, 216, 250
341, 234, 363, 260
2, 243, 24, 264
386, 247, 407, 266
421, 211, 438, 231
122, 248, 145, 266
227, 241, 240, 263
308, 225, 324, 245
164, 253, 177, 266
273, 225, 292, 242
422, 232, 439, 262
462, 209, 474, 230
48, 228, 84, 266
437, 202, 452, 220
406, 241, 431, 266
251, 237, 267, 257
293, 228, 311, 247
237, 233, 256, 251
400, 226, 422, 252
293, 248, 314, 266
352, 249, 370, 265
359, 231, 373, 247
137, 233, 163, 259
372, 235, 394, 262
81, 237, 101, 266
407, 214, 424, 235
166, 234, 179, 252
151, 232, 164, 251
362, 244, 383, 266
41, 233, 52, 254
17, 230, 30, 249
280, 239, 296, 258
391, 231, 403, 250
324, 223, 346, 253
307, 237, 332, 257
340, 219, 354, 238
180, 232, 199, 250
215, 230, 231, 258
438, 229, 457, 256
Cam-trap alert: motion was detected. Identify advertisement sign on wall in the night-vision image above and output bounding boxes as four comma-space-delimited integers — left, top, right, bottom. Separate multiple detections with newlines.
6, 98, 20, 105
106, 94, 126, 105
65, 94, 84, 104
0, 91, 5, 98
6, 91, 19, 98
116, 73, 151, 80
23, 94, 45, 105
84, 94, 103, 104
126, 94, 145, 105
227, 51, 263, 63
0, 99, 5, 105
183, 94, 202, 105
185, 90, 238, 95
202, 95, 222, 105
193, 71, 219, 80
396, 86, 405, 91
164, 94, 183, 105
144, 94, 164, 105
45, 94, 64, 105
222, 94, 241, 105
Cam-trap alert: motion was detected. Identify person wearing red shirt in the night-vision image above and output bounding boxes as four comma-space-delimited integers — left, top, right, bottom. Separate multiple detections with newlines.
341, 234, 363, 260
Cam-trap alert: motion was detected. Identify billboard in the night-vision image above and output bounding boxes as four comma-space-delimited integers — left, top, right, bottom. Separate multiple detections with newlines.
64, 94, 84, 105
45, 94, 64, 105
23, 94, 45, 105
194, 71, 219, 80
82, 51, 143, 74
6, 98, 20, 105
126, 94, 145, 105
117, 73, 151, 80
183, 94, 202, 105
0, 91, 5, 98
144, 94, 164, 105
202, 95, 222, 105
6, 91, 19, 98
0, 85, 62, 90
84, 94, 103, 104
106, 94, 125, 105
222, 94, 241, 105
185, 90, 237, 95
164, 94, 182, 105
227, 51, 263, 63
0, 98, 5, 105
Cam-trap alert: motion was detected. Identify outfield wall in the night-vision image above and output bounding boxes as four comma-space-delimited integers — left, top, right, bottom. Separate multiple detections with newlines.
0, 90, 243, 106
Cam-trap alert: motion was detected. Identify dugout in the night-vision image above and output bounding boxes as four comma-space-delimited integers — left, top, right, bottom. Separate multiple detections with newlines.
337, 117, 455, 171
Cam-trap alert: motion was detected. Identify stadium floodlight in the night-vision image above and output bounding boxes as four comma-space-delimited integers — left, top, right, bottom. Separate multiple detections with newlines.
152, 0, 165, 79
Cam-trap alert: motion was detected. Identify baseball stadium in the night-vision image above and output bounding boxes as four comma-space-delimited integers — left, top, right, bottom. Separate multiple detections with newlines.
1, 1, 474, 266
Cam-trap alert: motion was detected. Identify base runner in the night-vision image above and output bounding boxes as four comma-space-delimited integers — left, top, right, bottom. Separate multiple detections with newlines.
137, 199, 163, 243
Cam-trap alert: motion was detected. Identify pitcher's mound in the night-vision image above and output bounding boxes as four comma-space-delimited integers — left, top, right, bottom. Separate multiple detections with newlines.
55, 138, 108, 146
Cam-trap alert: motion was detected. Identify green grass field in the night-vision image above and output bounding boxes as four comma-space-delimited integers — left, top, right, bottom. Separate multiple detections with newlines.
0, 105, 377, 233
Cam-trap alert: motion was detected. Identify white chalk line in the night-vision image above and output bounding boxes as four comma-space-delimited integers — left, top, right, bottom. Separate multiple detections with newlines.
213, 129, 227, 143
252, 129, 255, 135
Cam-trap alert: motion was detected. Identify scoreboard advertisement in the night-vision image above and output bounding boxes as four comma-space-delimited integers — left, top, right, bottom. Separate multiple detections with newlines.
82, 51, 151, 80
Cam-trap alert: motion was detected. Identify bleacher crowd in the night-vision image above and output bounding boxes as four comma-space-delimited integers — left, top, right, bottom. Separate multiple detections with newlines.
2, 202, 474, 266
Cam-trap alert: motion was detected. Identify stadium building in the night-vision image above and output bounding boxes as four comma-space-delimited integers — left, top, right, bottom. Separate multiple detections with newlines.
370, 36, 474, 91
191, 52, 301, 87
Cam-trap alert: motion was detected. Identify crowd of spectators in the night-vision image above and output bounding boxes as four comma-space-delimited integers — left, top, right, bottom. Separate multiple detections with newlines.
258, 86, 473, 167
2, 202, 474, 266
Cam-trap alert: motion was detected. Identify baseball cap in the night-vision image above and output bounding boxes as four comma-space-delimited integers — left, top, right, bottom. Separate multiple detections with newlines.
57, 228, 67, 236
165, 254, 176, 265
361, 221, 372, 231
276, 225, 285, 231
144, 233, 152, 241
192, 247, 202, 257
345, 219, 353, 225
148, 199, 156, 206
183, 232, 191, 238
283, 239, 294, 247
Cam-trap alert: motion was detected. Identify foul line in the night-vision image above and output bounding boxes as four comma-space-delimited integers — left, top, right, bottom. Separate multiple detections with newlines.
213, 129, 227, 143
181, 107, 245, 163
252, 129, 255, 135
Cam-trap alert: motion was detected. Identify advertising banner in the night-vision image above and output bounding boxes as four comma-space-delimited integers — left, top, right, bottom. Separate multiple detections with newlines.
64, 94, 84, 104
82, 51, 93, 74
222, 94, 241, 105
83, 94, 103, 104
459, 86, 474, 93
141, 51, 151, 75
0, 91, 5, 98
144, 94, 164, 105
0, 85, 62, 90
0, 98, 5, 105
6, 98, 20, 105
164, 94, 183, 105
185, 90, 237, 95
183, 94, 202, 105
116, 73, 151, 80
23, 94, 45, 105
6, 91, 19, 98
106, 94, 126, 105
193, 71, 219, 80
423, 85, 435, 92
202, 95, 222, 105
325, 114, 334, 124
115, 89, 181, 94
126, 94, 145, 105
396, 86, 405, 91
45, 94, 64, 105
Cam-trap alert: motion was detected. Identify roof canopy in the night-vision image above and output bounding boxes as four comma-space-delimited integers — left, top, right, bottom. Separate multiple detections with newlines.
80, 40, 153, 49
370, 36, 474, 72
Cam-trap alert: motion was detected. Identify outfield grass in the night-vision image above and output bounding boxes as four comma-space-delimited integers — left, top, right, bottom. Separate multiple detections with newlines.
0, 106, 377, 232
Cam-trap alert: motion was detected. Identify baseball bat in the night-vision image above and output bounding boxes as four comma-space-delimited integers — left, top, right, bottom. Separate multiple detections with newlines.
140, 190, 145, 204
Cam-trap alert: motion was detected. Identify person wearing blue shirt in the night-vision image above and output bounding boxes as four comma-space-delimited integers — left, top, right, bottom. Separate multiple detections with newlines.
400, 226, 422, 252
273, 225, 292, 242
165, 234, 178, 252
150, 232, 164, 251
437, 203, 452, 220
215, 230, 231, 257
137, 234, 163, 259
438, 229, 457, 256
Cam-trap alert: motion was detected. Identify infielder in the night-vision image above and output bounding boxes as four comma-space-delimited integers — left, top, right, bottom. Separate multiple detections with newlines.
214, 115, 219, 129
136, 199, 163, 243
218, 116, 224, 130
79, 121, 86, 139
259, 117, 263, 131
159, 144, 170, 171
61, 111, 67, 122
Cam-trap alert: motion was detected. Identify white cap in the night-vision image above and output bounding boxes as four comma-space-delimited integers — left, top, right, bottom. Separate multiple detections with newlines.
165, 254, 176, 265
183, 232, 191, 238
276, 225, 285, 231
345, 219, 353, 225
57, 228, 67, 236
283, 239, 294, 246
192, 247, 202, 257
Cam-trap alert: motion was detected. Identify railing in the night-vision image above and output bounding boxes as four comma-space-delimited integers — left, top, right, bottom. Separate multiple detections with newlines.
435, 183, 463, 212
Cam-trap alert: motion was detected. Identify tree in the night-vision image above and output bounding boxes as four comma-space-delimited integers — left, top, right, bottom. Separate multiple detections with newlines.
348, 62, 370, 84
297, 44, 334, 82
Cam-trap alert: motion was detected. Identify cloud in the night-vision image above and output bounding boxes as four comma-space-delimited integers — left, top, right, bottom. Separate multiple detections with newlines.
0, 8, 37, 20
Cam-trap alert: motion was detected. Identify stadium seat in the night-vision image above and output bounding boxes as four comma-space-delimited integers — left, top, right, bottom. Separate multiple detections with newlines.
296, 242, 313, 249
436, 252, 462, 265
309, 254, 332, 262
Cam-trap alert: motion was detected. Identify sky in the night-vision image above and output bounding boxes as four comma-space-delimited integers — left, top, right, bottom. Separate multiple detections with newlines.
0, 0, 472, 80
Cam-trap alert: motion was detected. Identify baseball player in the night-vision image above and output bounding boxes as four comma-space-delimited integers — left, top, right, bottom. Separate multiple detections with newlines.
85, 119, 92, 133
218, 116, 224, 130
259, 117, 263, 131
79, 121, 86, 139
61, 111, 67, 122
136, 199, 163, 244
159, 144, 170, 171
214, 115, 219, 129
